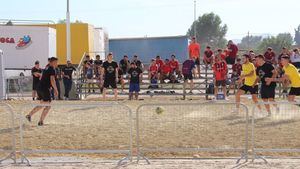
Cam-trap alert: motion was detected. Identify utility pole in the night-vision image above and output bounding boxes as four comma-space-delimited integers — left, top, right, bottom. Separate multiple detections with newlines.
194, 0, 197, 39
66, 0, 71, 62
247, 31, 250, 51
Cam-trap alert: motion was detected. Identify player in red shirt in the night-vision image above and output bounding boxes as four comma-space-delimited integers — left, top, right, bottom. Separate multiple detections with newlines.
228, 58, 243, 94
213, 55, 228, 100
264, 47, 276, 65
203, 46, 214, 68
188, 37, 201, 78
226, 40, 238, 65
169, 54, 181, 77
155, 55, 164, 72
160, 59, 172, 83
215, 49, 226, 62
149, 59, 158, 79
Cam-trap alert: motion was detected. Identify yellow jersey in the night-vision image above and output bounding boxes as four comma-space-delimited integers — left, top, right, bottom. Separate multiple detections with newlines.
242, 62, 257, 86
283, 63, 300, 88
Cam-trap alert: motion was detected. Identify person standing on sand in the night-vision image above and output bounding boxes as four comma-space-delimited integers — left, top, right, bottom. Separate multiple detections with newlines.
26, 57, 59, 126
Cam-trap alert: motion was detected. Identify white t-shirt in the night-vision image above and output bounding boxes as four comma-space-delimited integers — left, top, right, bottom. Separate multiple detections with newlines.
290, 52, 300, 63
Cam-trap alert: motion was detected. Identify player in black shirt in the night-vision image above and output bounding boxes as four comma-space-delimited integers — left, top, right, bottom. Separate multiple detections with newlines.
62, 60, 76, 100
255, 54, 279, 116
94, 55, 103, 66
128, 62, 143, 100
31, 61, 42, 100
26, 57, 59, 126
102, 53, 119, 100
119, 55, 130, 75
132, 55, 143, 70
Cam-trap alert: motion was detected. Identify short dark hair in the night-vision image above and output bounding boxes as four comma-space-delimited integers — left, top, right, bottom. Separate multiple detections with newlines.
35, 61, 39, 65
237, 58, 241, 61
255, 54, 265, 60
130, 62, 135, 65
243, 54, 251, 59
165, 59, 169, 61
85, 55, 90, 58
171, 54, 176, 58
134, 55, 138, 58
49, 57, 58, 62
156, 55, 160, 58
217, 49, 222, 52
206, 46, 211, 49
96, 55, 100, 58
124, 55, 128, 58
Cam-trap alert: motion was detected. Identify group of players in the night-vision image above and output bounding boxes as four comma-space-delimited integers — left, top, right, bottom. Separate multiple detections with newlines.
25, 37, 300, 125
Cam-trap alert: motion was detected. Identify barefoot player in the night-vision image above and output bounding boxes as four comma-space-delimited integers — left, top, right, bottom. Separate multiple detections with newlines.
26, 57, 58, 126
102, 53, 119, 100
266, 55, 300, 102
255, 54, 279, 116
234, 54, 262, 113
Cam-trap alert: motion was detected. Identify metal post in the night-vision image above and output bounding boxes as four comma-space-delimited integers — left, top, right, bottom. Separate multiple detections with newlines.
194, 0, 197, 39
66, 0, 71, 62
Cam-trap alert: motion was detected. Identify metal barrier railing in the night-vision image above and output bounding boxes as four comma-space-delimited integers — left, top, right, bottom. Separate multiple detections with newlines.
135, 102, 249, 164
0, 103, 17, 164
16, 102, 133, 166
251, 101, 300, 163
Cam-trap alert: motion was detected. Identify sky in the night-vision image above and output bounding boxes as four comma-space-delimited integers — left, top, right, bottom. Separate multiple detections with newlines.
1, 0, 299, 40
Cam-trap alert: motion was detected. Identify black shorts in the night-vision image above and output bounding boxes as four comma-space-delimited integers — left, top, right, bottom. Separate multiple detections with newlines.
183, 74, 193, 81
37, 88, 51, 102
215, 80, 226, 87
289, 87, 300, 96
32, 81, 39, 90
194, 58, 200, 65
104, 79, 117, 89
260, 85, 276, 99
240, 85, 258, 95
226, 57, 236, 65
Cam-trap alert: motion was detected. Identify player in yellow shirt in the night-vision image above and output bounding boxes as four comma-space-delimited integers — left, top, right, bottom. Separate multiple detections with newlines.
234, 54, 262, 113
266, 55, 300, 102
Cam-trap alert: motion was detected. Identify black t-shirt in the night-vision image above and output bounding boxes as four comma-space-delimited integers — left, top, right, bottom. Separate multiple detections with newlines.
256, 62, 276, 87
62, 66, 76, 79
132, 60, 142, 68
94, 60, 103, 66
31, 67, 42, 84
39, 66, 56, 90
118, 69, 123, 79
128, 67, 143, 84
120, 59, 130, 72
103, 61, 118, 80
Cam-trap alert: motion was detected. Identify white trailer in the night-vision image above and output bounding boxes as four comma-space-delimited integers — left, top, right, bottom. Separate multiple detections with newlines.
0, 25, 56, 76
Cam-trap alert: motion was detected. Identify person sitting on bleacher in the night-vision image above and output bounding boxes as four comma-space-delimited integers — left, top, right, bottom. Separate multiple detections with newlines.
156, 55, 164, 72
132, 55, 144, 70
169, 54, 182, 80
203, 46, 214, 68
119, 55, 130, 75
160, 59, 172, 83
148, 59, 159, 89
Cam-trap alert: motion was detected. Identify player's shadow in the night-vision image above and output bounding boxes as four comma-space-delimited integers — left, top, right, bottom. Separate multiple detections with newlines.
256, 119, 298, 128
0, 126, 19, 134
68, 107, 98, 113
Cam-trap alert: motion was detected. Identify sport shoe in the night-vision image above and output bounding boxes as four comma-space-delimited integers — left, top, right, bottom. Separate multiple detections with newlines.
25, 115, 31, 122
38, 121, 44, 126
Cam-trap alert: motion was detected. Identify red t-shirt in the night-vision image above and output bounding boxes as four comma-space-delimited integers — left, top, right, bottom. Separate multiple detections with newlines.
204, 50, 213, 58
264, 51, 276, 61
232, 63, 242, 76
189, 43, 201, 59
228, 44, 238, 58
213, 61, 228, 81
161, 64, 172, 74
169, 60, 179, 70
156, 59, 164, 69
149, 64, 158, 75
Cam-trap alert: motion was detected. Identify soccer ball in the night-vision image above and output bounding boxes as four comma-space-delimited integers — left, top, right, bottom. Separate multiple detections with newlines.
155, 107, 164, 115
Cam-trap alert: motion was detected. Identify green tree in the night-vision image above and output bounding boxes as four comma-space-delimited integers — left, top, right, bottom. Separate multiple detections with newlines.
57, 19, 83, 24
187, 12, 228, 49
238, 35, 262, 51
295, 25, 300, 45
258, 33, 294, 54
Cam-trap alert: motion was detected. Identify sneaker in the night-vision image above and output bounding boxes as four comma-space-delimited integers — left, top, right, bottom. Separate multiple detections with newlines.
38, 121, 44, 126
25, 115, 31, 122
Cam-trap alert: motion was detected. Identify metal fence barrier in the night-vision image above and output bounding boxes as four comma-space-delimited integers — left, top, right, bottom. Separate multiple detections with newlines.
0, 103, 17, 164
136, 102, 249, 164
251, 101, 300, 163
15, 102, 133, 166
